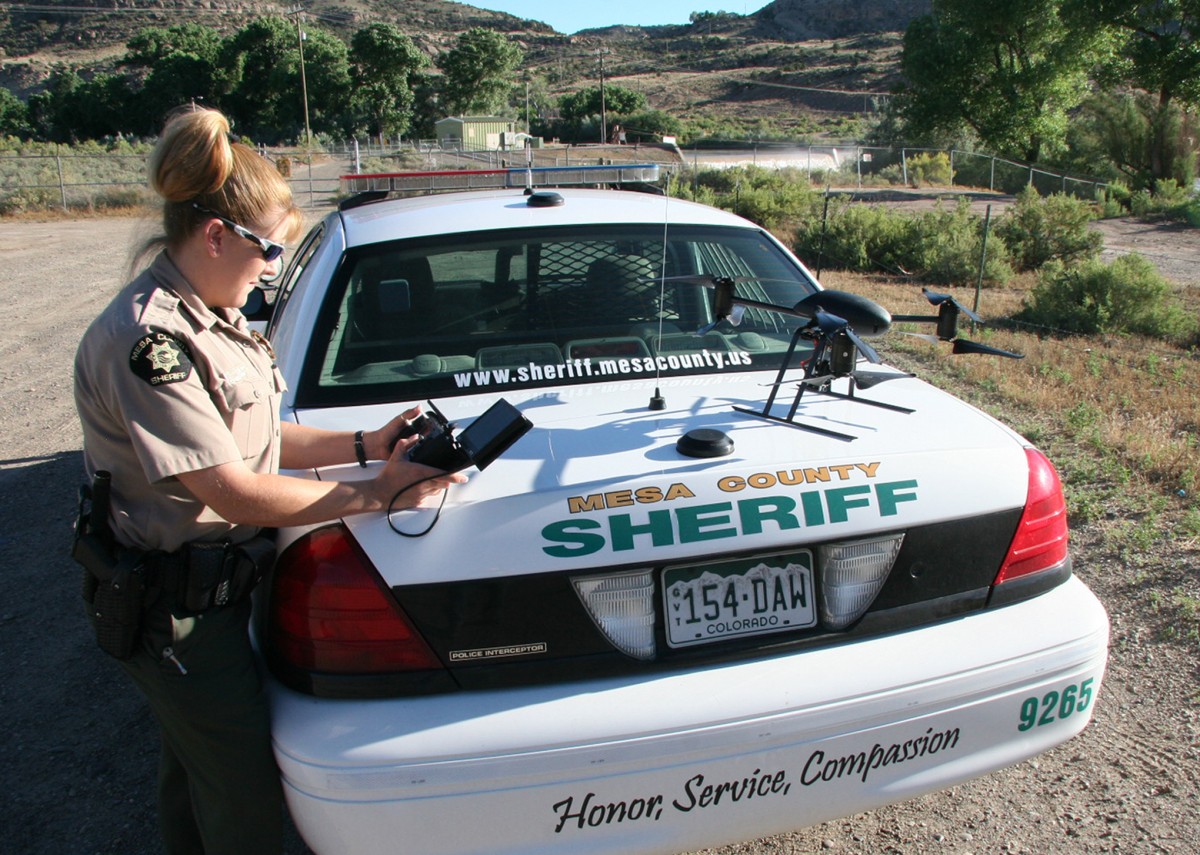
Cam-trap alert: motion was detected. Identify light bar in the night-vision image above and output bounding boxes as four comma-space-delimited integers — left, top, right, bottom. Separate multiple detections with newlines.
340, 163, 663, 196
572, 569, 657, 660
816, 533, 905, 630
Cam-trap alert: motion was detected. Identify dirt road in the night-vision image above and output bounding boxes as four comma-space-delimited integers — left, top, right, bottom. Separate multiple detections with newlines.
1, 208, 1196, 854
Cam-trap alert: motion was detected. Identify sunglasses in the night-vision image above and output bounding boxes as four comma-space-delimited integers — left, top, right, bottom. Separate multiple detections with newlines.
192, 203, 286, 262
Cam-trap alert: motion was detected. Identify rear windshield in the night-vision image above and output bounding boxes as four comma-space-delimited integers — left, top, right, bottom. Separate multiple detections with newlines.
297, 223, 820, 406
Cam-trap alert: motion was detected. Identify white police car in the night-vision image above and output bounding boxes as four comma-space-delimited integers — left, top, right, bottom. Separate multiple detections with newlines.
257, 166, 1108, 855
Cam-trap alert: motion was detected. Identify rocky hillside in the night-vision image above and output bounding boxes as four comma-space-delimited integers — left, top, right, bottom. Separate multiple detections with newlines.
0, 0, 926, 127
754, 0, 929, 39
1, 0, 544, 57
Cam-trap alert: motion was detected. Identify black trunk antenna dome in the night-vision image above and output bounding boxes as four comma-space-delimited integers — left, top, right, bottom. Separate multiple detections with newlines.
676, 428, 734, 459
527, 190, 564, 207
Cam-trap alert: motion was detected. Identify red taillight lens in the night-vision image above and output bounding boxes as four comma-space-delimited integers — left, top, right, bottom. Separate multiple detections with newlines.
267, 525, 443, 673
994, 448, 1070, 585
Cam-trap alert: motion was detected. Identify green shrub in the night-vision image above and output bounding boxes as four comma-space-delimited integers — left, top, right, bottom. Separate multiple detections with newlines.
794, 200, 914, 273
0, 187, 59, 214
795, 197, 1011, 285
1125, 178, 1197, 221
907, 151, 952, 187
1093, 184, 1127, 219
673, 166, 821, 232
1019, 254, 1198, 343
995, 185, 1103, 271
877, 151, 953, 187
89, 187, 147, 209
910, 198, 1012, 285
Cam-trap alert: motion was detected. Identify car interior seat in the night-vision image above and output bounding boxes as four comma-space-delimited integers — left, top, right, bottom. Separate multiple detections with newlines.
581, 255, 659, 324
350, 256, 436, 342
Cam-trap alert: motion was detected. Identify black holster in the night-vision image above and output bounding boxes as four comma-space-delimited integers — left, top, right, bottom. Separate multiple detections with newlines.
73, 474, 147, 660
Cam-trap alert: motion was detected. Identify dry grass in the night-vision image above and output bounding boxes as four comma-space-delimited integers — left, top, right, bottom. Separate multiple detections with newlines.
823, 272, 1200, 520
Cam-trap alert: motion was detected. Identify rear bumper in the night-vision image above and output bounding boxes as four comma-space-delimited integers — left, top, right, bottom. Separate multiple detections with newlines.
270, 576, 1109, 855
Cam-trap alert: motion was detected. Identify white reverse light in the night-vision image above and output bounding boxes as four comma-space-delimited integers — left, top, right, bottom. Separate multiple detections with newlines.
572, 569, 656, 660
817, 533, 905, 630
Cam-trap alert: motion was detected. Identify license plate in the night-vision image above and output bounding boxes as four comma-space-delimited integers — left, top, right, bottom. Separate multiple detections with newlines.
662, 551, 816, 648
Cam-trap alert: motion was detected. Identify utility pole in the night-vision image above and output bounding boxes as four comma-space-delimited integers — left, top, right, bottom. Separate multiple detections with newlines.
594, 47, 610, 144
286, 5, 312, 149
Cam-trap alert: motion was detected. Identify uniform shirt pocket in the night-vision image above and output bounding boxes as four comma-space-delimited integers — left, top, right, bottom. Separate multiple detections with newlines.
216, 375, 272, 459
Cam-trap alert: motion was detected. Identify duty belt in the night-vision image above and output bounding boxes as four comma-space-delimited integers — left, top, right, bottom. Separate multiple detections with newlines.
147, 536, 275, 614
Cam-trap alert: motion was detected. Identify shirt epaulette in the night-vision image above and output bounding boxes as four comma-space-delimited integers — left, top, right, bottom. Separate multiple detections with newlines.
140, 286, 185, 329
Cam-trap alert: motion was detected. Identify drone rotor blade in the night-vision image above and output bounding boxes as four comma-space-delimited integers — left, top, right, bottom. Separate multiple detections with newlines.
923, 287, 982, 323
812, 307, 847, 335
921, 287, 951, 306
852, 369, 911, 389
843, 327, 882, 363
900, 331, 943, 344
951, 338, 1025, 359
729, 304, 746, 327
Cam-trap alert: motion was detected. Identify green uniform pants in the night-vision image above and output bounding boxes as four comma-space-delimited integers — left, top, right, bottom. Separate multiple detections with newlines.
119, 596, 283, 855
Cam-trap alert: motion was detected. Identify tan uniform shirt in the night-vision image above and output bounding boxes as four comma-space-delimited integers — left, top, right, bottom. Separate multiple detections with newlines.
74, 251, 285, 553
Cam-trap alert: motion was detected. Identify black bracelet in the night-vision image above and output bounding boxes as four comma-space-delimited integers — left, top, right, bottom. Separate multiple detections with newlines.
354, 430, 368, 468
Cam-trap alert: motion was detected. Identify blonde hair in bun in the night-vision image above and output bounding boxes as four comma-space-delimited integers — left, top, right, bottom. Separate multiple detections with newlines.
150, 105, 235, 202
139, 105, 303, 263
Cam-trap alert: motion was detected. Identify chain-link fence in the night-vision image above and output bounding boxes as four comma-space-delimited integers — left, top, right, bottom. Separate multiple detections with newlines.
0, 141, 1111, 214
675, 143, 1109, 198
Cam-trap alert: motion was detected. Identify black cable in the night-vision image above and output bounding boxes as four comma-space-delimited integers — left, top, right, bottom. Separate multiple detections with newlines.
386, 473, 453, 538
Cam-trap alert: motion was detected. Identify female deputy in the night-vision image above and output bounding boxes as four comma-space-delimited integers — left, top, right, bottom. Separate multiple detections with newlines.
72, 105, 464, 855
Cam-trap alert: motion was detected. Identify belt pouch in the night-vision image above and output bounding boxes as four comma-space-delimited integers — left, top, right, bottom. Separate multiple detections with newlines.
231, 536, 276, 601
182, 542, 228, 613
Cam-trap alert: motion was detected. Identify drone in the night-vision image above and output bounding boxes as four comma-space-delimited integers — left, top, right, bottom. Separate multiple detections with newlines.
686, 277, 1023, 440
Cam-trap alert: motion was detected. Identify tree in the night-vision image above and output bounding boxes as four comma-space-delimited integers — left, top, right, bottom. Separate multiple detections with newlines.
620, 110, 683, 143
899, 0, 1115, 162
349, 23, 428, 140
558, 85, 647, 124
122, 23, 223, 132
217, 16, 351, 142
124, 23, 221, 68
1065, 90, 1197, 190
1081, 0, 1200, 187
27, 70, 133, 141
217, 17, 298, 139
439, 28, 524, 116
0, 88, 31, 138
297, 27, 353, 138
136, 53, 220, 134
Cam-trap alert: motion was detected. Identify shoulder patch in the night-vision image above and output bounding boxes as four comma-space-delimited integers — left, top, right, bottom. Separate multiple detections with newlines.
129, 330, 194, 387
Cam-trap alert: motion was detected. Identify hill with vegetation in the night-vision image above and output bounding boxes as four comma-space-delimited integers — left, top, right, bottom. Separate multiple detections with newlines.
0, 0, 918, 134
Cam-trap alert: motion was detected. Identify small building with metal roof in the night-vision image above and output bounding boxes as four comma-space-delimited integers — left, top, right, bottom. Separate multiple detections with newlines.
435, 116, 519, 151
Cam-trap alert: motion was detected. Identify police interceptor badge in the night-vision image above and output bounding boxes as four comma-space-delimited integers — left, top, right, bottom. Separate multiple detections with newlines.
130, 331, 193, 386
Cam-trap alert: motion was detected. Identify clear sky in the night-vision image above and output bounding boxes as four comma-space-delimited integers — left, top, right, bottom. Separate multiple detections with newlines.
458, 1, 773, 35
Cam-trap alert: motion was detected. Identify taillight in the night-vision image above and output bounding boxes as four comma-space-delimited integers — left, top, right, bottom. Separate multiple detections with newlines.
267, 525, 443, 674
994, 449, 1069, 585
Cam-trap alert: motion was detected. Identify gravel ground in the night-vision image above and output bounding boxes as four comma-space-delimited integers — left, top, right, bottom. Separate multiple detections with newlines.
1, 205, 1197, 855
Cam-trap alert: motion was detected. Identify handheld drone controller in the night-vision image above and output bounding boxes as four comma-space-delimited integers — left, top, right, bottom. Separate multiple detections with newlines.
403, 398, 532, 473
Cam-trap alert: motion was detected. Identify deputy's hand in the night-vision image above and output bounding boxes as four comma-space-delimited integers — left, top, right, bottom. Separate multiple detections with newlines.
365, 405, 423, 461
373, 434, 467, 510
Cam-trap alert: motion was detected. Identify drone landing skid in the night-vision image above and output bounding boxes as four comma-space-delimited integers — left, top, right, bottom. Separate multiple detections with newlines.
734, 382, 914, 442
731, 405, 858, 441
806, 386, 914, 414
733, 323, 914, 441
